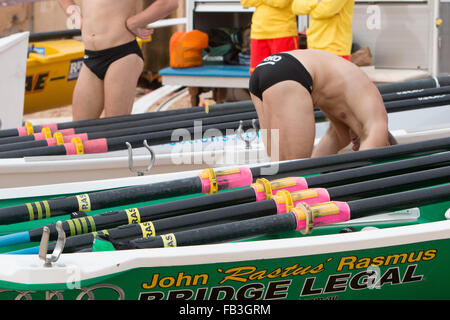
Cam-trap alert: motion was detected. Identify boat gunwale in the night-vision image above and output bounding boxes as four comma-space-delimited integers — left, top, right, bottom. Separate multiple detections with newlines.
0, 219, 449, 286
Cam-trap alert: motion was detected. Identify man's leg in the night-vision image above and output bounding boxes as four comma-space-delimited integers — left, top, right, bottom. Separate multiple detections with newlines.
72, 64, 105, 121
103, 54, 144, 117
259, 81, 315, 161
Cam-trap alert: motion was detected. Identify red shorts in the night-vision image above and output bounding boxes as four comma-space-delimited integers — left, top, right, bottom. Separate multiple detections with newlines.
250, 36, 299, 74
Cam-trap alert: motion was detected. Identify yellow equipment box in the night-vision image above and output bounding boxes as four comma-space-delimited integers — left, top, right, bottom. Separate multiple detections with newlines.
24, 36, 148, 114
25, 39, 85, 114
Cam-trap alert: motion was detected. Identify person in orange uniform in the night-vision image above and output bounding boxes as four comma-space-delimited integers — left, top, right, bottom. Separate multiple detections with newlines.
291, 0, 354, 60
240, 0, 299, 74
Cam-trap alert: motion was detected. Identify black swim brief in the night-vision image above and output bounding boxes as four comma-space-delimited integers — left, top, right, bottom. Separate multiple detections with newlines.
83, 39, 144, 80
249, 52, 313, 100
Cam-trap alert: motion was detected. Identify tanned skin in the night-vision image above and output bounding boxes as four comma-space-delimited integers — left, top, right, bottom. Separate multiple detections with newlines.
57, 0, 178, 120
250, 49, 389, 161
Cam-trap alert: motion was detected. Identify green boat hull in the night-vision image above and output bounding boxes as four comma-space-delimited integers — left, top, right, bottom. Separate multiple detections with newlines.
0, 198, 448, 300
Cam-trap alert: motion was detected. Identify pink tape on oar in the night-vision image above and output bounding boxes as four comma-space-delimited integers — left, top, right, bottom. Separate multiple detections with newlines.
63, 138, 108, 155
199, 167, 253, 194
63, 142, 77, 155
294, 201, 351, 233
314, 201, 350, 227
56, 128, 76, 136
17, 126, 28, 136
33, 132, 46, 140
83, 139, 108, 154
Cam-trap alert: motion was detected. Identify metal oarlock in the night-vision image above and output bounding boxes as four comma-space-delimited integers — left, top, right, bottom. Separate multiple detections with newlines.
237, 119, 259, 149
39, 221, 66, 267
126, 139, 155, 176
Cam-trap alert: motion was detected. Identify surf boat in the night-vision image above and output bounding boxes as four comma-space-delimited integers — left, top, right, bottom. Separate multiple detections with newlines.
0, 136, 450, 300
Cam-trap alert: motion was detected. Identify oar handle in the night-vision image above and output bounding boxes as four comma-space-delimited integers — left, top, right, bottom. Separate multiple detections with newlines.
273, 188, 330, 213
198, 167, 253, 194
292, 201, 351, 234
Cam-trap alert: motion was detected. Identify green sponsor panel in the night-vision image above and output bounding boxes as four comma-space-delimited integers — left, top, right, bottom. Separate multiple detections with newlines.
0, 236, 448, 300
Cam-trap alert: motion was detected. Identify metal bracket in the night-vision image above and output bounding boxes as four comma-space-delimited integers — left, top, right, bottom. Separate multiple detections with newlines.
237, 119, 259, 149
126, 139, 155, 176
39, 221, 66, 267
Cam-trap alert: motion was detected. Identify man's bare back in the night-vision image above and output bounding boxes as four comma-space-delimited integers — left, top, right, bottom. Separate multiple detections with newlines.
249, 49, 389, 160
289, 49, 388, 149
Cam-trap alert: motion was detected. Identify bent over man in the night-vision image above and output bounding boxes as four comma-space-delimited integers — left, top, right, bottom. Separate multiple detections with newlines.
249, 49, 390, 161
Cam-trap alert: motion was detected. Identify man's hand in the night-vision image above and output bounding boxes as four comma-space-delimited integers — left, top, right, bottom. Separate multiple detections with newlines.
126, 18, 154, 40
66, 4, 82, 29
349, 128, 360, 151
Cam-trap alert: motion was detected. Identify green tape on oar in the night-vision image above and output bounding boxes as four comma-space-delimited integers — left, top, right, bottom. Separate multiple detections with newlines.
92, 238, 116, 252
0, 168, 253, 225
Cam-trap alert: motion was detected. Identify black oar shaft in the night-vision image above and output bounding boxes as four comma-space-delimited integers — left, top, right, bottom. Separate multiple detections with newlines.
382, 86, 450, 102
305, 151, 450, 188
44, 198, 277, 253
106, 119, 257, 151
127, 212, 298, 249
376, 76, 450, 94
122, 182, 450, 251
385, 93, 450, 113
0, 109, 255, 146
252, 136, 450, 179
348, 183, 450, 219
29, 187, 257, 241
327, 165, 450, 200
0, 177, 203, 225
0, 111, 257, 152
77, 110, 257, 135
0, 118, 258, 158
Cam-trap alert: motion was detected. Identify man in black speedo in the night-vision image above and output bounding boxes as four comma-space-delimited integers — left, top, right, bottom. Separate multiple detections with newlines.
249, 49, 390, 161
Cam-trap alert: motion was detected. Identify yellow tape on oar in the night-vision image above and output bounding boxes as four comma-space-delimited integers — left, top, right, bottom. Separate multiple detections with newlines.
76, 194, 91, 212
161, 233, 177, 247
26, 200, 51, 221
200, 168, 218, 195
273, 190, 294, 213
41, 127, 52, 139
139, 221, 155, 238
54, 132, 64, 145
252, 178, 273, 200
71, 137, 84, 155
126, 208, 141, 224
25, 122, 34, 135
